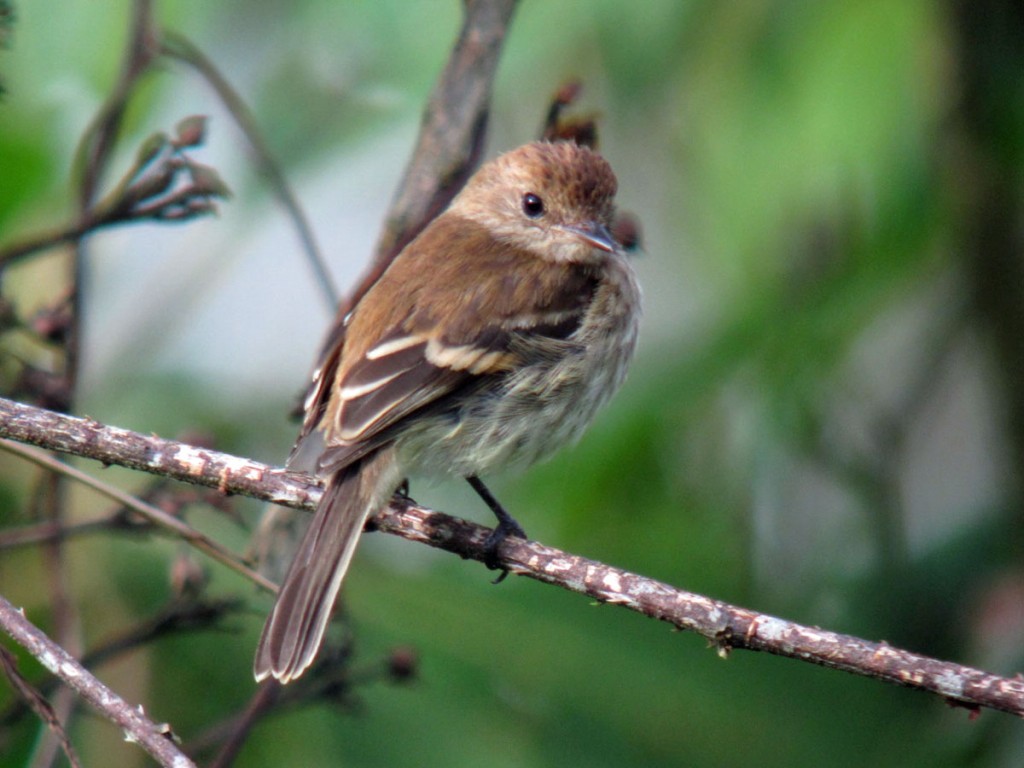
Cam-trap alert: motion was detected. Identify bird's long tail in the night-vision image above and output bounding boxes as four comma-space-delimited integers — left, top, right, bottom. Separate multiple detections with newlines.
254, 448, 397, 683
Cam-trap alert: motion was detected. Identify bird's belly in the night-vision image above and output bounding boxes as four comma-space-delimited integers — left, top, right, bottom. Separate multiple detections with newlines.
396, 254, 640, 480
396, 328, 634, 479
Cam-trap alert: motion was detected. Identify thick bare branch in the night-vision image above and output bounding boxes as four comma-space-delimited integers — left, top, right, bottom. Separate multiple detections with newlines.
0, 596, 196, 768
326, 0, 519, 346
373, 0, 519, 269
1, 395, 1023, 717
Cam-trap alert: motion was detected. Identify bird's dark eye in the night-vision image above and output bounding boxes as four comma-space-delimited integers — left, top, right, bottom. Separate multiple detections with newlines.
522, 193, 545, 219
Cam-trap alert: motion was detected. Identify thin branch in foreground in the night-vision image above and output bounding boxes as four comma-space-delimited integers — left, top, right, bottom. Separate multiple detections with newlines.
1, 396, 1023, 717
159, 29, 337, 311
0, 597, 245, 731
0, 596, 196, 768
0, 647, 82, 768
0, 516, 130, 550
0, 439, 277, 594
189, 643, 408, 763
204, 680, 280, 768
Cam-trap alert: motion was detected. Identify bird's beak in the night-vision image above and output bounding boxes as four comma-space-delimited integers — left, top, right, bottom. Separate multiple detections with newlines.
558, 221, 619, 253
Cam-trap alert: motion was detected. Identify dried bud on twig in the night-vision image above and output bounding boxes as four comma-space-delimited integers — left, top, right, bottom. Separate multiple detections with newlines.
173, 115, 207, 149
91, 115, 230, 229
612, 212, 642, 253
386, 646, 418, 683
541, 79, 599, 148
30, 300, 72, 344
169, 550, 209, 599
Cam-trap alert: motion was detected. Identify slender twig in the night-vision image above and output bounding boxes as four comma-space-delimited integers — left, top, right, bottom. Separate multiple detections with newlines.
70, 0, 159, 394
0, 595, 197, 768
0, 597, 245, 730
159, 29, 337, 311
0, 134, 230, 274
0, 221, 104, 269
0, 439, 277, 594
26, 7, 161, 760
0, 516, 131, 549
0, 647, 82, 768
185, 674, 349, 759
1, 396, 1022, 717
191, 647, 401, 762
205, 681, 280, 768
30, 473, 80, 768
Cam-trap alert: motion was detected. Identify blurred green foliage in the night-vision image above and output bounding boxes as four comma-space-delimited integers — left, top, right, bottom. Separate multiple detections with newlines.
2, 1, 1023, 766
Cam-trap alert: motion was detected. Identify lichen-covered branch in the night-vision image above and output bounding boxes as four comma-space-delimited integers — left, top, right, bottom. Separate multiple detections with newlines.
0, 397, 318, 508
1, 395, 1022, 718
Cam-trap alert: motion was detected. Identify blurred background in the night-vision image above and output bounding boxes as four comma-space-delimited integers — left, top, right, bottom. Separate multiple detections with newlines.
1, 0, 1023, 765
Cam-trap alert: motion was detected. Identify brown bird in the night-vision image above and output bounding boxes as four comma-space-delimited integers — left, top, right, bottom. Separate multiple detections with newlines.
255, 140, 641, 683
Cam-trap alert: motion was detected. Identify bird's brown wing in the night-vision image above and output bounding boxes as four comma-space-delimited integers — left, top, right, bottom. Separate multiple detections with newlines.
315, 229, 599, 474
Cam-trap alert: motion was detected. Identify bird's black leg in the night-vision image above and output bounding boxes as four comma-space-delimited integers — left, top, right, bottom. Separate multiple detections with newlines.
466, 476, 527, 582
387, 478, 414, 514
